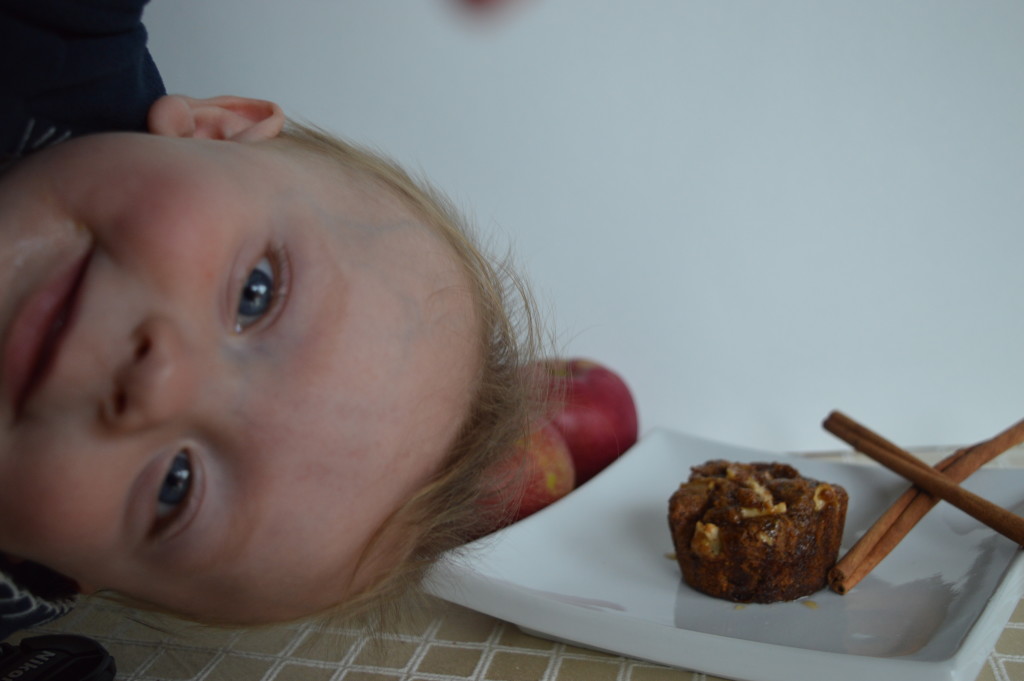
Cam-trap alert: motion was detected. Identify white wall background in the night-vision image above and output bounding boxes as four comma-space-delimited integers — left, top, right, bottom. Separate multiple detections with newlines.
145, 0, 1024, 453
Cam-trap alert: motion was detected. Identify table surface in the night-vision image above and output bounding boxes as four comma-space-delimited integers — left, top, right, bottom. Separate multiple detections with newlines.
12, 445, 1024, 681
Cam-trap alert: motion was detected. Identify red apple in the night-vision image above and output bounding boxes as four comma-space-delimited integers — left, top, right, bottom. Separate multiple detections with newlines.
480, 420, 576, 525
541, 358, 638, 484
512, 421, 576, 520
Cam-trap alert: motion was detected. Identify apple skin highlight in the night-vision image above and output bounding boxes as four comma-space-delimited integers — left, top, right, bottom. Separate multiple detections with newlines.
513, 422, 576, 520
543, 358, 639, 484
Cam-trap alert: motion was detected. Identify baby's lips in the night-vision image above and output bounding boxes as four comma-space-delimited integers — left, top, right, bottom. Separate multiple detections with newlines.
1, 249, 92, 419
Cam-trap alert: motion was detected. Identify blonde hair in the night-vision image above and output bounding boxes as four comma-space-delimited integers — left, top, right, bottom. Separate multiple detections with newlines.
275, 121, 547, 629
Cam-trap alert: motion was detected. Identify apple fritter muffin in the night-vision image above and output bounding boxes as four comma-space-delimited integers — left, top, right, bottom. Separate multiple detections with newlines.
668, 459, 848, 603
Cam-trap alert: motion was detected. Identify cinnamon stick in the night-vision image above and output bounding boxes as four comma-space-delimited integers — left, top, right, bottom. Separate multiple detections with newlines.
824, 411, 1024, 593
827, 450, 959, 594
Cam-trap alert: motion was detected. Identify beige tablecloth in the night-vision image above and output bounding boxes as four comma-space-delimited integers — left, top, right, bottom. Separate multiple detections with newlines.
10, 445, 1024, 681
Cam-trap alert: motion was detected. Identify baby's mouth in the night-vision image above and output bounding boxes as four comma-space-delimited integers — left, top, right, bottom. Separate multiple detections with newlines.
4, 250, 92, 419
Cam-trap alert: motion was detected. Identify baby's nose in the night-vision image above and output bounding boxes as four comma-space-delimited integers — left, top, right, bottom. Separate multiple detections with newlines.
102, 317, 198, 431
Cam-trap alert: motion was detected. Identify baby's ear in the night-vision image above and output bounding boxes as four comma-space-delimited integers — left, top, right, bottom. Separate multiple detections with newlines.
147, 95, 285, 142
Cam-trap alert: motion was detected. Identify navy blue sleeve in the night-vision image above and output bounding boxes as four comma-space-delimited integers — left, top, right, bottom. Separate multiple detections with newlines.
0, 556, 77, 642
0, 0, 166, 164
0, 577, 76, 642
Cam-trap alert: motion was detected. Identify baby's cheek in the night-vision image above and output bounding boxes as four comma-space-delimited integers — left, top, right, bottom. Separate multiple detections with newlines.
0, 455, 119, 562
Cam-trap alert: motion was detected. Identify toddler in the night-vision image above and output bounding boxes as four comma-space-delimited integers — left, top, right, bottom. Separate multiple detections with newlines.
0, 0, 541, 637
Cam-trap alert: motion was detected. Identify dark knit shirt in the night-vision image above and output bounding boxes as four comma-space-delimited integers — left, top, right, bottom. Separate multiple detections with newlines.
0, 0, 165, 169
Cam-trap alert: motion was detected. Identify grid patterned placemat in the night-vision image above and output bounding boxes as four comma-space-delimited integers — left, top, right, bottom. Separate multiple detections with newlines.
9, 592, 1024, 681
8, 444, 1024, 681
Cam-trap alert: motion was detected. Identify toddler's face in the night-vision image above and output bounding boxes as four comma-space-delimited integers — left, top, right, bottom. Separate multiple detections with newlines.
0, 131, 479, 623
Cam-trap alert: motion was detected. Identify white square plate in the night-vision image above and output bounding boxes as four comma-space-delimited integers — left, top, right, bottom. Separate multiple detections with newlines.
425, 428, 1024, 681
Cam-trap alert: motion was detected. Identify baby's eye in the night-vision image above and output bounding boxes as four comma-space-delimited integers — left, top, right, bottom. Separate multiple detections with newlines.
236, 256, 275, 331
156, 450, 192, 520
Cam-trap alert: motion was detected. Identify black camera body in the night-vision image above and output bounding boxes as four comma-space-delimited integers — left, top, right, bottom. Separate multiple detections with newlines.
0, 635, 114, 681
